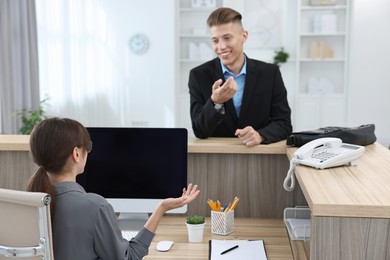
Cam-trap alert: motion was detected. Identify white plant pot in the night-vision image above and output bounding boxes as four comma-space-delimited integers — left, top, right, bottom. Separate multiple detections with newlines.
186, 222, 205, 243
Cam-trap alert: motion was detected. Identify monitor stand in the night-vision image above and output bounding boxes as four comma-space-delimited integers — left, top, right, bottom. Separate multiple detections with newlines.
117, 213, 149, 231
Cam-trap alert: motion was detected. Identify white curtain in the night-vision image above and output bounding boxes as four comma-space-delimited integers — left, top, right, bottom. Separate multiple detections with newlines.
0, 0, 40, 134
36, 0, 125, 126
36, 0, 177, 128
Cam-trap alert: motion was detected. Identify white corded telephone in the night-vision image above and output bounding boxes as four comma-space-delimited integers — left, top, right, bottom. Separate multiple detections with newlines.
283, 137, 365, 191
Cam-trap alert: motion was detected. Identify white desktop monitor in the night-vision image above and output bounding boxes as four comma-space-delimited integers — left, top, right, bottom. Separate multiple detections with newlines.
76, 127, 188, 230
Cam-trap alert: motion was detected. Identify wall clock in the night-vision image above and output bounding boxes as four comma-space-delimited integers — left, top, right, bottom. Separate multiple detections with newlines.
129, 33, 149, 55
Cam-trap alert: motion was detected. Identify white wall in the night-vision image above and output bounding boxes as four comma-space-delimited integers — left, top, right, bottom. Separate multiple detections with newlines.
348, 0, 390, 147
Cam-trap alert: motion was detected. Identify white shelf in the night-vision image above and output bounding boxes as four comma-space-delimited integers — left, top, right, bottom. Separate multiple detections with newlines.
298, 93, 345, 98
180, 34, 209, 38
301, 5, 347, 10
293, 0, 350, 131
180, 8, 215, 12
300, 32, 346, 37
176, 0, 223, 133
299, 58, 345, 62
180, 59, 209, 63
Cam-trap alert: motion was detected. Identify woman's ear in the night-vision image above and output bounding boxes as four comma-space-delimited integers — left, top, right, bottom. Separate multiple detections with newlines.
72, 147, 81, 163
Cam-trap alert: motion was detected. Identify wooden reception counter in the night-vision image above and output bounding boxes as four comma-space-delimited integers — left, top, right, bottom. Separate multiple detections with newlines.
0, 135, 306, 218
0, 134, 30, 151
0, 135, 305, 259
2, 135, 390, 259
186, 138, 306, 218
287, 143, 390, 259
0, 135, 36, 190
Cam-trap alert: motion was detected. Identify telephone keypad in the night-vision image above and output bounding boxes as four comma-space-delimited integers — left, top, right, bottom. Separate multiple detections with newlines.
312, 151, 338, 162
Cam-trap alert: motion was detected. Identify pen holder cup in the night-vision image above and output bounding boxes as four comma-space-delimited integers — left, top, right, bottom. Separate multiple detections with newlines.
211, 210, 234, 235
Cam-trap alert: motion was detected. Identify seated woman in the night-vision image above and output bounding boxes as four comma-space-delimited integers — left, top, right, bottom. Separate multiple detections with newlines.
27, 117, 200, 260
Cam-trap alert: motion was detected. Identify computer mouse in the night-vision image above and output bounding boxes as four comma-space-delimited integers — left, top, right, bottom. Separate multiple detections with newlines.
156, 240, 174, 252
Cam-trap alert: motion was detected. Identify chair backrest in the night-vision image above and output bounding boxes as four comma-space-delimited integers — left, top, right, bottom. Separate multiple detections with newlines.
0, 188, 54, 260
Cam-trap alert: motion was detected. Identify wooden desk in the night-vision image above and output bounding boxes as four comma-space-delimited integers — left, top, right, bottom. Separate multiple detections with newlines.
0, 136, 307, 219
7, 135, 390, 259
187, 138, 307, 218
287, 143, 390, 259
0, 135, 36, 190
145, 216, 294, 260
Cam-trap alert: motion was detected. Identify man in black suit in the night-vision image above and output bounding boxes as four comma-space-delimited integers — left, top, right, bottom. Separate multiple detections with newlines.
189, 7, 292, 147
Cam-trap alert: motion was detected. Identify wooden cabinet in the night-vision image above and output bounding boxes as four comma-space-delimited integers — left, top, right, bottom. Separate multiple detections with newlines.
295, 94, 346, 130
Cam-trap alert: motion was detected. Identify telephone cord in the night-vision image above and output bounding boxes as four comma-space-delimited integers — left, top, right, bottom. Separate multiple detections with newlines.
283, 158, 298, 192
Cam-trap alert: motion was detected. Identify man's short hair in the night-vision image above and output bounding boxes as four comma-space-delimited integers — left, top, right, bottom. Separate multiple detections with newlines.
207, 7, 242, 27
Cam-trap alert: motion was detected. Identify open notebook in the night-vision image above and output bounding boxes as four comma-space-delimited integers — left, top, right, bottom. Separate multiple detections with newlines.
209, 239, 268, 260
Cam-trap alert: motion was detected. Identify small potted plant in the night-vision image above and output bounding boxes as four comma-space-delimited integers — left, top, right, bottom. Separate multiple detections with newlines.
186, 214, 205, 243
15, 97, 48, 135
273, 47, 289, 67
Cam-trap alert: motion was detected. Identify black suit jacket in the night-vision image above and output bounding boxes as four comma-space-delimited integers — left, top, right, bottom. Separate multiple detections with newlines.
188, 56, 292, 144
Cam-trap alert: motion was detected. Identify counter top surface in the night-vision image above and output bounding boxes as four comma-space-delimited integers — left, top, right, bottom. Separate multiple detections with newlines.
188, 137, 287, 154
287, 143, 390, 218
0, 135, 288, 154
0, 135, 30, 151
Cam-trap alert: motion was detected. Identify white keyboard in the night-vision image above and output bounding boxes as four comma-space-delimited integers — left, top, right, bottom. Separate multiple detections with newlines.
121, 230, 139, 241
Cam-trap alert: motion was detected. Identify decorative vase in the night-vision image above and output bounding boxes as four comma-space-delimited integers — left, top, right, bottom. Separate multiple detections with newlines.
186, 222, 205, 243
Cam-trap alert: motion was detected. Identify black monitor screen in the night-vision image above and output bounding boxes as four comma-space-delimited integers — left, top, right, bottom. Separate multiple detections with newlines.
77, 127, 188, 199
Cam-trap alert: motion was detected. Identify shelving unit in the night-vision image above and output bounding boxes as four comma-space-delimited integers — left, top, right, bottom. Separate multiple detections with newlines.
175, 0, 350, 133
294, 0, 350, 131
175, 0, 223, 135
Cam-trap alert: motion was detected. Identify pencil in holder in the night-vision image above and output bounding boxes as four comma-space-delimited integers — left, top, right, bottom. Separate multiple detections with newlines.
211, 210, 234, 235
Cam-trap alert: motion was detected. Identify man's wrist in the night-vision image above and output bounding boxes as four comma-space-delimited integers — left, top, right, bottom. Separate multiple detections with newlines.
213, 103, 225, 114
214, 103, 223, 110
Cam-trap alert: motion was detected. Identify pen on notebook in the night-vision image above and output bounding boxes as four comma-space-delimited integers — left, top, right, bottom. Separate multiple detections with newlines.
220, 245, 239, 255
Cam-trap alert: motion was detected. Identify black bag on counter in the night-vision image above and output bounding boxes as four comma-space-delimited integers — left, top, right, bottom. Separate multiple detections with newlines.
286, 124, 377, 147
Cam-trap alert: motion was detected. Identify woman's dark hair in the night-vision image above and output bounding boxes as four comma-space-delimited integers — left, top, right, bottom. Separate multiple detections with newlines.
27, 117, 91, 218
207, 7, 242, 27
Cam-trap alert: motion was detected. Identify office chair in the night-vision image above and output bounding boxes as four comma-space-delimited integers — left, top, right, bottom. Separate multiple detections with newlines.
0, 188, 54, 260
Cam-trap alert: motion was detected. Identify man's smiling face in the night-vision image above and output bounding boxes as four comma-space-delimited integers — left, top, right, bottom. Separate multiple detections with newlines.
210, 21, 248, 74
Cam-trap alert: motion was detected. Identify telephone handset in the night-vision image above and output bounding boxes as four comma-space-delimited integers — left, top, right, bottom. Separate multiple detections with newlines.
283, 137, 365, 191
